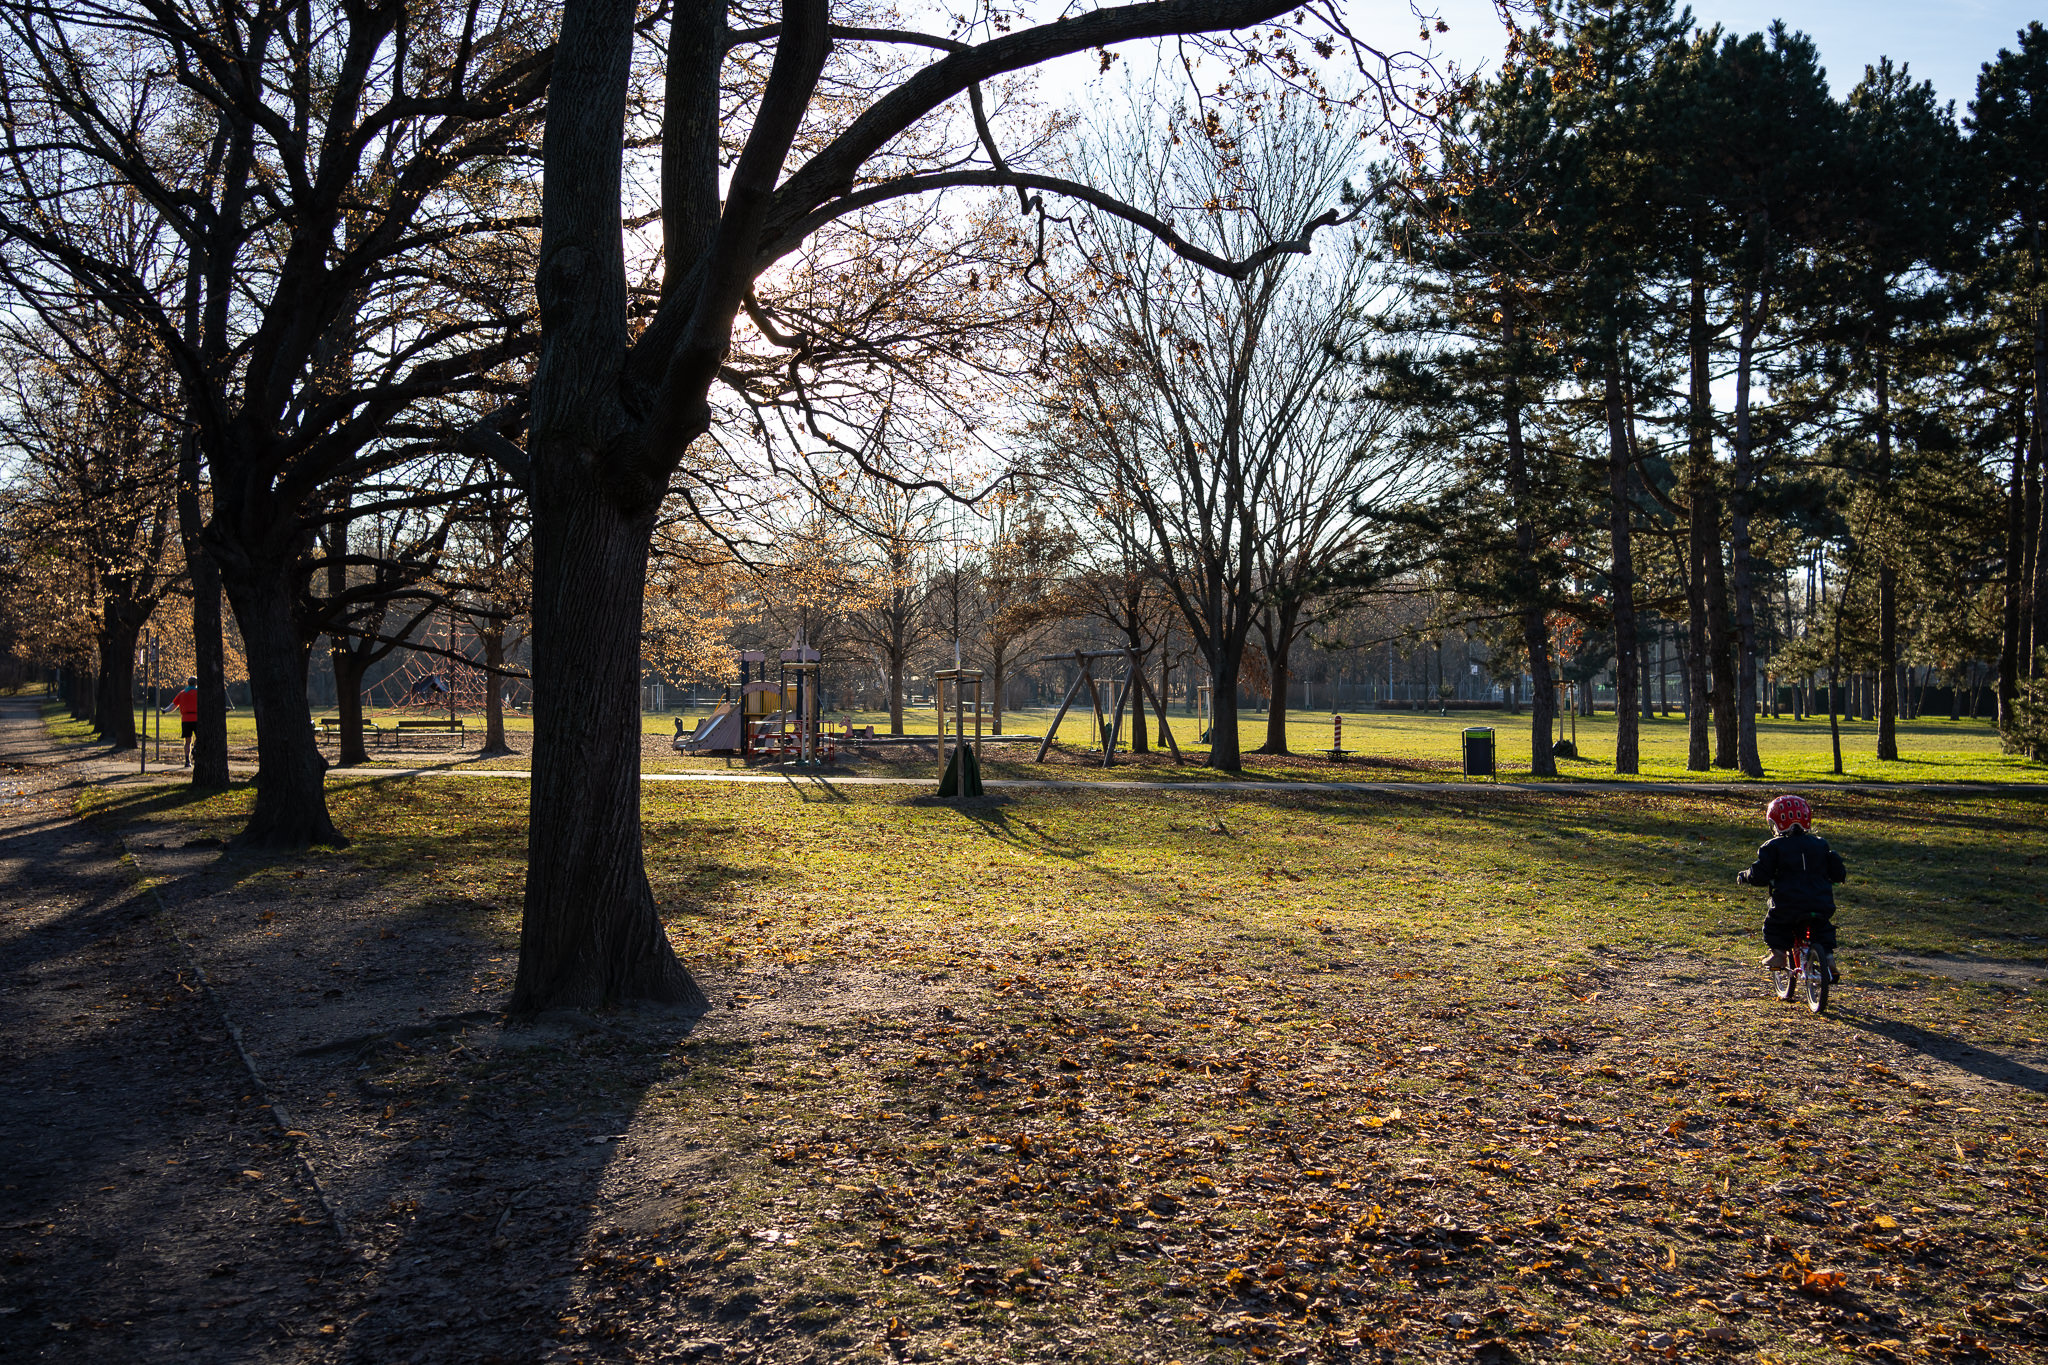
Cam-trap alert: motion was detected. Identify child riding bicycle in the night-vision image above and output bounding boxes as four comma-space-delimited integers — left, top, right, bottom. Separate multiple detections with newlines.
1736, 794, 1847, 981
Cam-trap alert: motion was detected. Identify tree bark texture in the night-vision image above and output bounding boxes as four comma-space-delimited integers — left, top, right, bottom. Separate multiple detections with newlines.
1206, 640, 1247, 771
1602, 351, 1639, 774
93, 612, 142, 750
186, 544, 232, 788
1728, 301, 1765, 777
1506, 398, 1557, 778
2032, 291, 2048, 673
481, 622, 511, 755
1704, 526, 1737, 768
1257, 604, 1302, 756
513, 477, 701, 1014
219, 562, 342, 847
331, 647, 372, 767
1875, 360, 1900, 760
1682, 270, 1714, 769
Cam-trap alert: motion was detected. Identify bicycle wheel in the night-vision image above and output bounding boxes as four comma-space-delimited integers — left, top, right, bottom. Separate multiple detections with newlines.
1771, 944, 1797, 1001
1803, 951, 1829, 1013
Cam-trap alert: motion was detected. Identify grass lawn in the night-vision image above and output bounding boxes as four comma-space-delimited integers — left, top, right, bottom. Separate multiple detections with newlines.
85, 772, 2048, 1364
50, 695, 2043, 785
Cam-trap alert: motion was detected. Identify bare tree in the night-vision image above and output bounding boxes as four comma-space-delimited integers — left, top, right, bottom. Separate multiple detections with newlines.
0, 0, 551, 843
974, 493, 1077, 734
458, 0, 1422, 1010
841, 486, 943, 734
0, 317, 183, 746
1040, 94, 1371, 770
1245, 261, 1412, 755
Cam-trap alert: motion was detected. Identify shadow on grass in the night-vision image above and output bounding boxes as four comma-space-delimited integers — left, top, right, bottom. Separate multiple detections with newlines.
940, 798, 1092, 862
1831, 1007, 2048, 1094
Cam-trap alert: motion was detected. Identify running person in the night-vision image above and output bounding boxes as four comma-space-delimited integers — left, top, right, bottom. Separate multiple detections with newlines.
161, 676, 200, 767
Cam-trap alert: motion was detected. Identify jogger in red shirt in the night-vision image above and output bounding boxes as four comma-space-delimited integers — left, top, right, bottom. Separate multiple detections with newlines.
161, 676, 200, 767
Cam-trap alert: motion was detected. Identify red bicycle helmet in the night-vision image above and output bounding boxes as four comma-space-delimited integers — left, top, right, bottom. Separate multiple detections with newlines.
1765, 794, 1812, 833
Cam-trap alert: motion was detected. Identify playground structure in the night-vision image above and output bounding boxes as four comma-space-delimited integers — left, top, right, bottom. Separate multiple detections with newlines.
1034, 649, 1181, 766
673, 641, 835, 764
368, 612, 493, 718
934, 666, 985, 797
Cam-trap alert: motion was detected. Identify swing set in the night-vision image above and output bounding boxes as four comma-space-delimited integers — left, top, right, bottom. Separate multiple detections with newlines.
1033, 649, 1181, 766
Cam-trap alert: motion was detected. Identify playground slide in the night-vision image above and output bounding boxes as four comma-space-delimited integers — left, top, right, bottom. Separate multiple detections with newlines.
676, 702, 742, 753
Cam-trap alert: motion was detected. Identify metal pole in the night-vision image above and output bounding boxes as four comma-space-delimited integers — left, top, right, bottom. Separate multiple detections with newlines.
138, 636, 147, 775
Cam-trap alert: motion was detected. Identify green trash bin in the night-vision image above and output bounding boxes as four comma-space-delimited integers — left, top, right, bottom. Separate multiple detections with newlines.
1462, 726, 1496, 780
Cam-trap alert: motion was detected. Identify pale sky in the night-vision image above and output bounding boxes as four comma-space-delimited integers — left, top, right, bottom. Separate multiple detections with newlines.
1393, 0, 2039, 112
1038, 0, 2038, 122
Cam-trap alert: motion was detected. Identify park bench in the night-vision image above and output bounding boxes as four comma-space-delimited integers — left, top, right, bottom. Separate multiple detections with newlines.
392, 718, 468, 749
315, 716, 385, 746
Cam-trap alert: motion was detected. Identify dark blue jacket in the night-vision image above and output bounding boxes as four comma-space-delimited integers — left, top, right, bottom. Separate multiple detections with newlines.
1738, 828, 1846, 918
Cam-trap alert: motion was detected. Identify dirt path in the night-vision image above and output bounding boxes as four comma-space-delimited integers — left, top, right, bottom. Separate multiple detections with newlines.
0, 699, 977, 1363
0, 702, 347, 1361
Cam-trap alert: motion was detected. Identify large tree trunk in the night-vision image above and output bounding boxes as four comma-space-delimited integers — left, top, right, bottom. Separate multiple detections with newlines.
331, 647, 372, 767
1683, 268, 1715, 771
176, 426, 232, 789
188, 548, 233, 787
1206, 639, 1247, 772
1640, 633, 1654, 720
220, 561, 342, 847
1705, 530, 1737, 768
1505, 395, 1557, 778
1603, 348, 1639, 774
481, 621, 511, 755
1728, 297, 1766, 778
2031, 291, 2048, 675
1875, 360, 1900, 761
1256, 605, 1301, 756
1526, 610, 1557, 775
94, 609, 142, 750
886, 639, 906, 735
511, 476, 701, 1015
